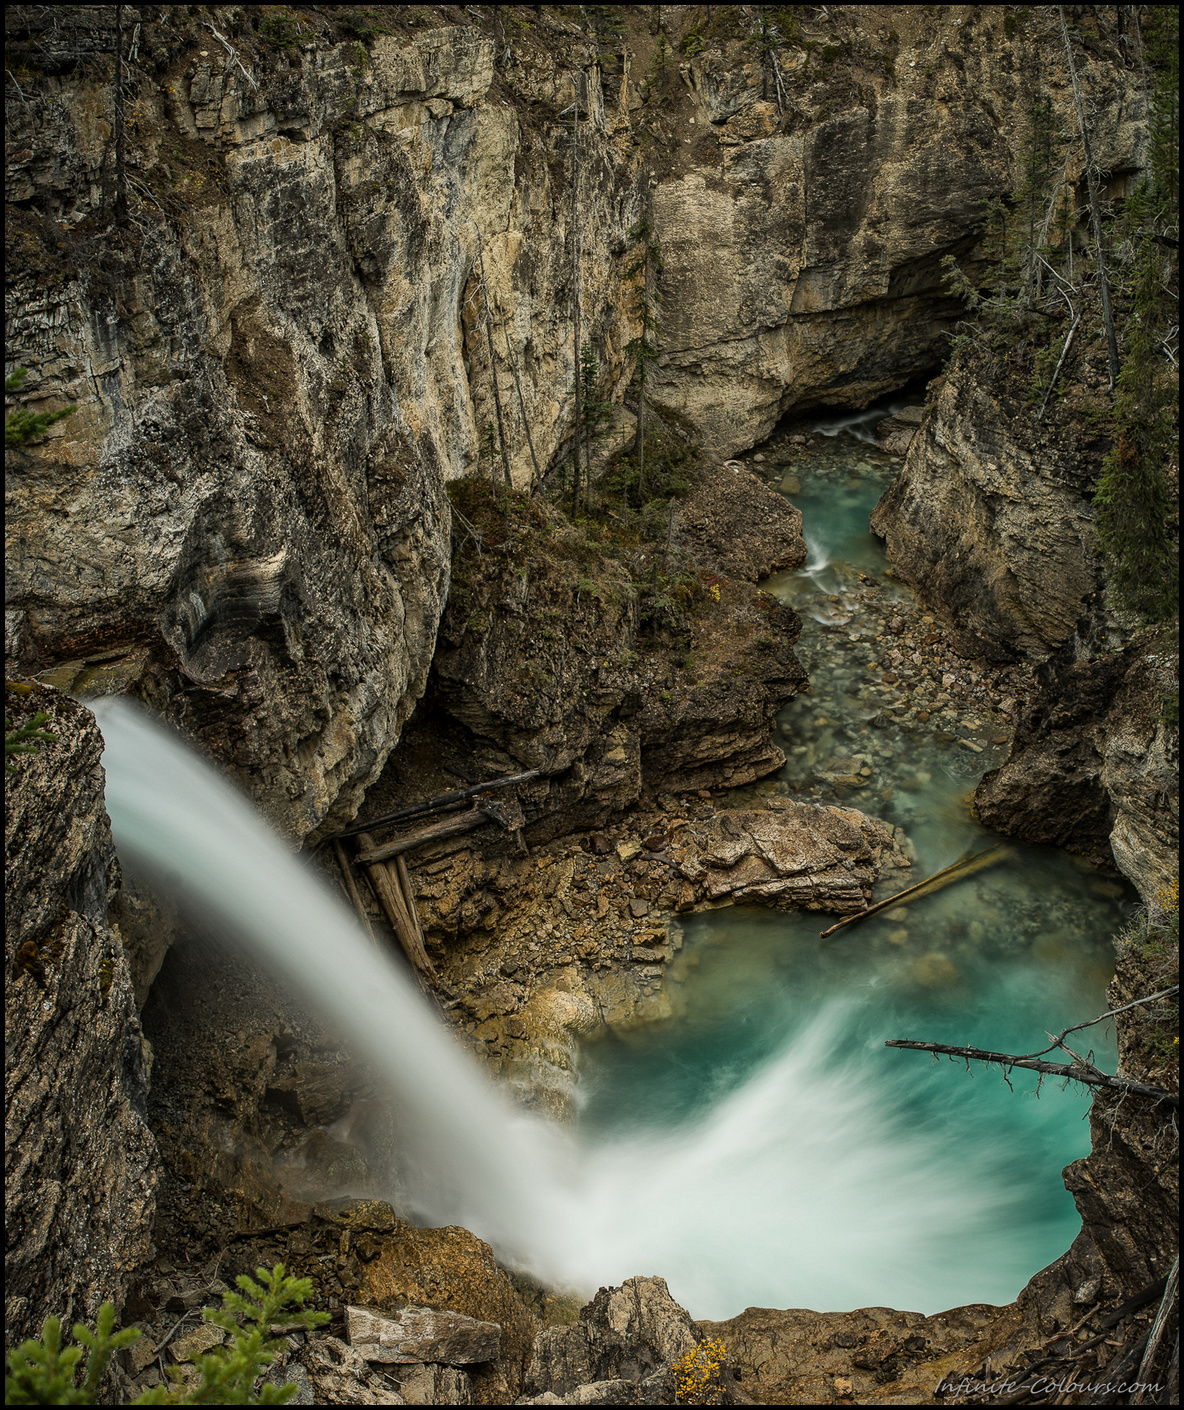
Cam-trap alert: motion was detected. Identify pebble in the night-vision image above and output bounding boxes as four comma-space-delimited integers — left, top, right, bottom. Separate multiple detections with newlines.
887, 929, 910, 946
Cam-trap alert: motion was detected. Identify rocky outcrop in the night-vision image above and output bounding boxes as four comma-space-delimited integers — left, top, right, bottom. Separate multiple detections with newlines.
975, 634, 1179, 901
870, 360, 1112, 664
699, 1301, 1028, 1406
420, 473, 808, 842
649, 6, 1145, 454
5, 5, 1146, 844
670, 460, 806, 583
395, 803, 909, 1117
874, 403, 924, 457
519, 1276, 703, 1405
4, 685, 157, 1349
4, 8, 647, 841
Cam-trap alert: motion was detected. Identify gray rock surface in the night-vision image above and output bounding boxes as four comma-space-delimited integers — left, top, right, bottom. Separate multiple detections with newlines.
870, 365, 1107, 663
974, 635, 1179, 903
5, 5, 1146, 848
650, 8, 1145, 454
521, 1276, 700, 1401
4, 687, 157, 1348
347, 1303, 500, 1365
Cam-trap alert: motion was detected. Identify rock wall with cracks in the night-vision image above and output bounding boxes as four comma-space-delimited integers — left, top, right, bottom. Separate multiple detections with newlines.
4, 10, 647, 841
5, 6, 1148, 840
4, 0, 1164, 1103
646, 4, 1147, 454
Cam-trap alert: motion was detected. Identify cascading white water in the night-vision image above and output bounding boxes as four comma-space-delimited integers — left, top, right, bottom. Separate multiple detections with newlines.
93, 699, 1083, 1320
92, 697, 575, 1275
810, 403, 907, 444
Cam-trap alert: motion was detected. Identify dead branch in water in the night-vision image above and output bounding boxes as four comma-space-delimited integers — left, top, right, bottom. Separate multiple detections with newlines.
820, 845, 1007, 939
883, 1039, 1179, 1106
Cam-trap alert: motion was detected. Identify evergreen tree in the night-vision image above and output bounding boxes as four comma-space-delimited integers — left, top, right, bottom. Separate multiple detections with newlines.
5, 368, 77, 446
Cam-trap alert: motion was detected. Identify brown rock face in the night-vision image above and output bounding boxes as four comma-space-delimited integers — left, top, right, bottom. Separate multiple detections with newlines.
423, 484, 808, 841
522, 1275, 700, 1403
975, 636, 1179, 901
671, 461, 807, 583
4, 688, 157, 1348
870, 363, 1108, 664
649, 9, 1144, 455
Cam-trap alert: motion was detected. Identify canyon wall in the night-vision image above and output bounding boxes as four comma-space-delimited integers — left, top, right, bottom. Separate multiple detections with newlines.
5, 689, 157, 1348
6, 4, 1145, 838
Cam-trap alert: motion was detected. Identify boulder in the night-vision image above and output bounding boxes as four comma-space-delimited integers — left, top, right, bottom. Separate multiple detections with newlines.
347, 1304, 501, 1365
520, 1277, 700, 1401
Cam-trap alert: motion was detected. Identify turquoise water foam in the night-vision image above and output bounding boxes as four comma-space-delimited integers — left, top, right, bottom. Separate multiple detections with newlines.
575, 410, 1126, 1316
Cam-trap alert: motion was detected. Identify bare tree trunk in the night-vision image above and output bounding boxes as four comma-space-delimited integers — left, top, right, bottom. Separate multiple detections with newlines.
355, 834, 438, 985
636, 349, 646, 503
333, 840, 379, 950
1058, 5, 1121, 388
503, 324, 542, 492
113, 4, 128, 227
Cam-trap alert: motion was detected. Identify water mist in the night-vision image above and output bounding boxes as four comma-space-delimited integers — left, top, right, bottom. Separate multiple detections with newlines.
94, 700, 1089, 1320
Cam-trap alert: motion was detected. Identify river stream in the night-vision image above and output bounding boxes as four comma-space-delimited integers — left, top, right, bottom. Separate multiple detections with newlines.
575, 406, 1131, 1318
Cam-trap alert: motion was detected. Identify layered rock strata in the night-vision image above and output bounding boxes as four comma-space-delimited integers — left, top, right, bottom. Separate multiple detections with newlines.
5, 4, 1146, 845
408, 463, 808, 844
4, 686, 157, 1349
869, 363, 1111, 664
974, 633, 1180, 901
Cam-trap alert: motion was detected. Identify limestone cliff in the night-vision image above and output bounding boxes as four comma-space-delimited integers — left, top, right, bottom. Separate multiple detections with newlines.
4, 686, 157, 1349
6, 4, 1144, 841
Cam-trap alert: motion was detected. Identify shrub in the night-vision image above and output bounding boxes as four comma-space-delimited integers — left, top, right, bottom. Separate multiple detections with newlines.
5, 709, 57, 775
6, 367, 77, 446
674, 1336, 729, 1405
5, 1263, 329, 1405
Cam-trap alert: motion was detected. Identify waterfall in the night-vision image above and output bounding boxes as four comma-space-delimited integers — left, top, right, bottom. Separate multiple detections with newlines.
93, 699, 1080, 1320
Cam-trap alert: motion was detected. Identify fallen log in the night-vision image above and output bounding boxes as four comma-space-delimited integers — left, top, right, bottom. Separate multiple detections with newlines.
883, 1040, 1180, 1106
355, 832, 438, 985
333, 839, 379, 951
331, 769, 540, 842
819, 844, 1007, 939
356, 807, 490, 864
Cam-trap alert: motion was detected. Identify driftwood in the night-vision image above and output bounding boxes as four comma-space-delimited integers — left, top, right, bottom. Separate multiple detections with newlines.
356, 807, 492, 865
333, 839, 379, 951
355, 832, 437, 986
332, 769, 539, 842
883, 1040, 1180, 1106
1133, 1255, 1179, 1404
820, 844, 1007, 939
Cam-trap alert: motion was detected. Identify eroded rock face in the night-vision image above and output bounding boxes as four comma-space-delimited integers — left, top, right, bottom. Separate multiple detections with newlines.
974, 635, 1179, 901
4, 13, 646, 842
650, 8, 1145, 455
424, 477, 808, 840
521, 1276, 700, 1403
5, 6, 1146, 845
4, 688, 157, 1348
870, 366, 1109, 664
